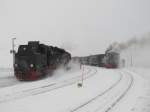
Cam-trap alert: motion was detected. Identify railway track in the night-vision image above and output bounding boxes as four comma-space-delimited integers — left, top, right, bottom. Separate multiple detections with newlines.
69, 70, 133, 112
101, 70, 134, 112
70, 70, 123, 112
0, 66, 97, 103
0, 67, 134, 112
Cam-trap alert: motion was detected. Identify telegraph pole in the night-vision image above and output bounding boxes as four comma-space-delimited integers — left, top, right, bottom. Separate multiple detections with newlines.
78, 65, 84, 87
10, 38, 16, 69
81, 65, 84, 85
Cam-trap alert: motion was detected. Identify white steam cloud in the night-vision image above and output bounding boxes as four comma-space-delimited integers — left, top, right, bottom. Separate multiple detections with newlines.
107, 33, 150, 53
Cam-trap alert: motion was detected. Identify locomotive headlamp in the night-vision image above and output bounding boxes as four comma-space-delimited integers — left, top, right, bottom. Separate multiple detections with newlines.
23, 47, 26, 50
14, 64, 18, 67
30, 64, 34, 68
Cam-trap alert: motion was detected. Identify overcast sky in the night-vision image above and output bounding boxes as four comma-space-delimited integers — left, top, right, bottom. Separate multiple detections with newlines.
0, 0, 150, 67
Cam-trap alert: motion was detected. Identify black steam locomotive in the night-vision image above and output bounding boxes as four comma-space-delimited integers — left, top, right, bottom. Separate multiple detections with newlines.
103, 51, 120, 68
14, 41, 71, 81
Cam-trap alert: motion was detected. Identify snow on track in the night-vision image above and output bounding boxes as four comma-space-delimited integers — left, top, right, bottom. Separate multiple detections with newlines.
111, 69, 148, 112
69, 70, 133, 112
0, 70, 20, 88
0, 66, 122, 112
70, 71, 122, 112
0, 66, 96, 103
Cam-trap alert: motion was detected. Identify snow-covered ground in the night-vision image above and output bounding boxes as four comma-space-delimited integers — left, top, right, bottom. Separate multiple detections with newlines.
0, 65, 149, 112
115, 43, 150, 112
127, 68, 150, 112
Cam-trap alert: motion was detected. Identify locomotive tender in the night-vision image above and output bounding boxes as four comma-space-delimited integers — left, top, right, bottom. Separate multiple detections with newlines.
14, 41, 71, 81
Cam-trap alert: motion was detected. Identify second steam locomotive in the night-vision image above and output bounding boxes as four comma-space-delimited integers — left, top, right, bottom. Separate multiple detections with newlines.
72, 51, 120, 68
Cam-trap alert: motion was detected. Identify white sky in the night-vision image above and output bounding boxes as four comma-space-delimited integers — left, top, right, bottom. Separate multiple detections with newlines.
0, 0, 150, 67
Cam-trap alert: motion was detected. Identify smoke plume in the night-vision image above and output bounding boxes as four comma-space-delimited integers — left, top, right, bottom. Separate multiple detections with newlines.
107, 33, 150, 53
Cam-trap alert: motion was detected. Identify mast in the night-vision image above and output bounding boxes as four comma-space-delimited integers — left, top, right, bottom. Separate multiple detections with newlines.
10, 38, 16, 68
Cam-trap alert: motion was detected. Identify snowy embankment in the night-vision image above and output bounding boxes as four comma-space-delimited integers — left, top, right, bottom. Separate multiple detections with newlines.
127, 68, 150, 112
0, 66, 123, 112
118, 38, 150, 112
0, 65, 149, 112
0, 68, 20, 88
110, 68, 148, 112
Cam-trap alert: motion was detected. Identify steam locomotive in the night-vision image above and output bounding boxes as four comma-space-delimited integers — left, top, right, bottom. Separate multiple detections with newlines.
72, 51, 120, 68
14, 41, 71, 81
103, 51, 120, 68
